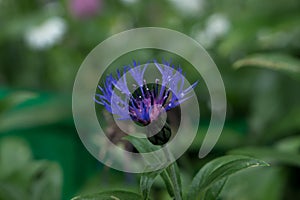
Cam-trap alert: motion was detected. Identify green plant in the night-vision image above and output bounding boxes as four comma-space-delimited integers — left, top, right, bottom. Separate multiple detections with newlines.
71, 136, 268, 200
0, 137, 62, 200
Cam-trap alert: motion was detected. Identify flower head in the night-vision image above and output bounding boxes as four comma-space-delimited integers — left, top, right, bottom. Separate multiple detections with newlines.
94, 60, 197, 126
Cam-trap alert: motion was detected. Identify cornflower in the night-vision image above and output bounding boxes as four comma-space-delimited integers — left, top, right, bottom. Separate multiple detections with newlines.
94, 60, 197, 145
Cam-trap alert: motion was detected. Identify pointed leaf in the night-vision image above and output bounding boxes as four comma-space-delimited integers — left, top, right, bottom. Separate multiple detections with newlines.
160, 171, 175, 198
140, 168, 164, 200
233, 53, 300, 80
165, 162, 182, 199
229, 147, 300, 167
187, 155, 269, 200
203, 178, 227, 200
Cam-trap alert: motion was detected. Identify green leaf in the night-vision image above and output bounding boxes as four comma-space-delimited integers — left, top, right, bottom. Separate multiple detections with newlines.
0, 137, 32, 179
140, 168, 164, 200
160, 171, 175, 198
220, 166, 286, 200
233, 53, 300, 79
203, 178, 227, 200
123, 135, 164, 168
71, 190, 143, 200
187, 155, 269, 200
140, 163, 183, 200
229, 147, 300, 167
165, 161, 182, 200
0, 91, 38, 114
125, 136, 182, 199
29, 162, 62, 200
123, 135, 159, 154
0, 137, 62, 200
0, 93, 71, 132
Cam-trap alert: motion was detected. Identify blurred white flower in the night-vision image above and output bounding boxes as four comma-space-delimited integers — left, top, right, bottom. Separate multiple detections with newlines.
169, 0, 204, 15
206, 14, 230, 37
24, 17, 67, 50
193, 13, 230, 48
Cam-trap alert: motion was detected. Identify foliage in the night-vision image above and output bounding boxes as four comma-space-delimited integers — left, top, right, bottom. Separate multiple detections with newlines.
0, 137, 62, 200
72, 138, 268, 200
0, 0, 300, 199
71, 190, 142, 200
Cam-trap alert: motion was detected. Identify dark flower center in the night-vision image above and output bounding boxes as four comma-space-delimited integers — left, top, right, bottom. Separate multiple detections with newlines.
128, 83, 174, 126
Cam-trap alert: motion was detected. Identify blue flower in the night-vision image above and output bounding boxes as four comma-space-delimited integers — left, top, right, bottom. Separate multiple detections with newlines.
94, 60, 197, 126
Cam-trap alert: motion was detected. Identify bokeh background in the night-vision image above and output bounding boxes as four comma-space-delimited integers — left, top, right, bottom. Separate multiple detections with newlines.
1, 0, 300, 199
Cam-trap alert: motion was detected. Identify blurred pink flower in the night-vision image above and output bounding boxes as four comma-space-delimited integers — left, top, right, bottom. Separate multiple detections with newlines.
69, 0, 102, 19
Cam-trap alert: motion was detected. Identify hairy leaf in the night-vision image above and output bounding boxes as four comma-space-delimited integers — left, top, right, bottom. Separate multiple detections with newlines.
187, 155, 268, 200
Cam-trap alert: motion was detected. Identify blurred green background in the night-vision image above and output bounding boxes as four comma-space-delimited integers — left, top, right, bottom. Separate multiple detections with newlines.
1, 0, 300, 199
